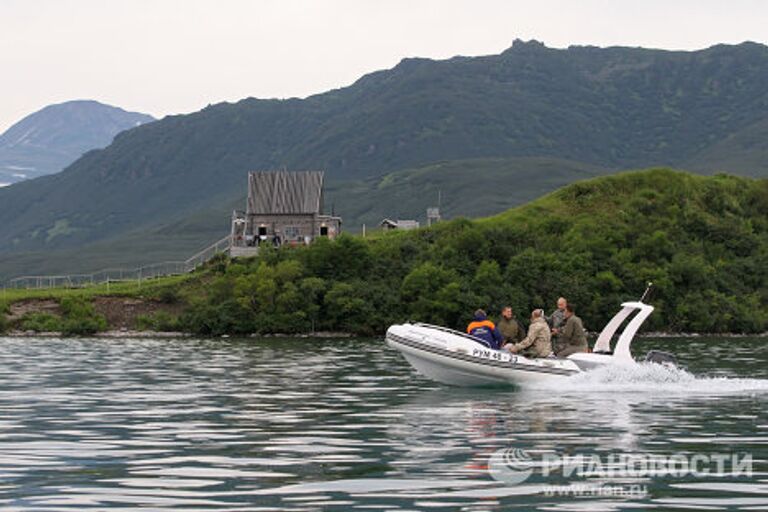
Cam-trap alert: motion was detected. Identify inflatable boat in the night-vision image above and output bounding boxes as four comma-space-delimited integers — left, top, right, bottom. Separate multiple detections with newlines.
386, 298, 670, 387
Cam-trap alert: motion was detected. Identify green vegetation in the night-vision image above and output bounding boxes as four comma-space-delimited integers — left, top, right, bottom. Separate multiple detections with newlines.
0, 274, 191, 335
135, 311, 180, 332
19, 312, 61, 333
175, 169, 768, 335
2, 169, 766, 336
16, 297, 108, 335
3, 42, 768, 278
58, 297, 108, 335
0, 305, 8, 334
0, 273, 190, 306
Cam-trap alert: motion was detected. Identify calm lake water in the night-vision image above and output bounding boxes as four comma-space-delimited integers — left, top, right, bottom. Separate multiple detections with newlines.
0, 335, 766, 511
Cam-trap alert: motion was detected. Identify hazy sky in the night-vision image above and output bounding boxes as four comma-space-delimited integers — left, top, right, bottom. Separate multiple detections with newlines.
1, 0, 767, 132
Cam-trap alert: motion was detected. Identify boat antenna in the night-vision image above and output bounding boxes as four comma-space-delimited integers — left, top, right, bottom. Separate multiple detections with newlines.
639, 282, 654, 303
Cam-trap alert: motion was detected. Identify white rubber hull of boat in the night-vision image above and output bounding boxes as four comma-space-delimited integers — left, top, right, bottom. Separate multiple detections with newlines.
387, 323, 581, 387
386, 301, 654, 387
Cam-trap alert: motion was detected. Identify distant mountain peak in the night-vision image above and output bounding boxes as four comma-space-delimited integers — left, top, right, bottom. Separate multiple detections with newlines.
0, 100, 154, 185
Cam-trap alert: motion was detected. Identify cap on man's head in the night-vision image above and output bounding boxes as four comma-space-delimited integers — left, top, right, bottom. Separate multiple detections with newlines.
474, 309, 487, 320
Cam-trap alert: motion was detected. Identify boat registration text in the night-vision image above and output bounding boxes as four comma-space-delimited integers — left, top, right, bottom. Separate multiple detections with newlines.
471, 347, 518, 364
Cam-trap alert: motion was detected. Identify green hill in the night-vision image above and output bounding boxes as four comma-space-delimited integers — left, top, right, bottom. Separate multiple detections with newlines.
3, 41, 768, 277
3, 169, 766, 336
167, 169, 768, 336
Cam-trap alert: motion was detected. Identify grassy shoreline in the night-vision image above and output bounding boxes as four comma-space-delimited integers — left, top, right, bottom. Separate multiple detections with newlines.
2, 276, 766, 339
0, 274, 191, 336
0, 273, 191, 303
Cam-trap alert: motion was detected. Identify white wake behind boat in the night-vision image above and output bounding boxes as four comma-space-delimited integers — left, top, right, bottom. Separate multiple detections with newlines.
386, 299, 668, 387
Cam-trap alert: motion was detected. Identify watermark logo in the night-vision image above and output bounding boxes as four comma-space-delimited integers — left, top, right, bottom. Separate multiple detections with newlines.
488, 447, 533, 485
488, 448, 753, 495
544, 483, 648, 498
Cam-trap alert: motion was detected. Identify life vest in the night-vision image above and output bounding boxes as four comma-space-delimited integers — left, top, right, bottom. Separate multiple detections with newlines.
467, 320, 501, 349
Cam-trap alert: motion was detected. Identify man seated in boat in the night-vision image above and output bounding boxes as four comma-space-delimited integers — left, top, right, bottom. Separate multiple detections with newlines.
504, 309, 553, 358
497, 306, 525, 347
466, 309, 504, 350
552, 304, 588, 357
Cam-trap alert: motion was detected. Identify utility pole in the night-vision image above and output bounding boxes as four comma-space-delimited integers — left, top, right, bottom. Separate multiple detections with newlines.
427, 190, 442, 227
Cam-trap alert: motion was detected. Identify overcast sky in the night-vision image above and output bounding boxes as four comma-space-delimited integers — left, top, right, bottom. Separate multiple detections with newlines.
1, 0, 767, 132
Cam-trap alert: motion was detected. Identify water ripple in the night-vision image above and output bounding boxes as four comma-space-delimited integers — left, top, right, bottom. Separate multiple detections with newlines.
0, 335, 765, 510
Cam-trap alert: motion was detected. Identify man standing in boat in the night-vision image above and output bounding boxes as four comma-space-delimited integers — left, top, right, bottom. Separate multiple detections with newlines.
466, 310, 504, 350
553, 304, 588, 357
497, 306, 525, 347
548, 297, 568, 351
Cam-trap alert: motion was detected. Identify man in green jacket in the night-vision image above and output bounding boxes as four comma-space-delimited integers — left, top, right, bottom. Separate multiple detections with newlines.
553, 304, 588, 357
497, 306, 525, 347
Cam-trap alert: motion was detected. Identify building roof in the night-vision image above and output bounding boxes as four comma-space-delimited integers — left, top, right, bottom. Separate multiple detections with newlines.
247, 171, 324, 215
380, 218, 397, 228
380, 218, 420, 229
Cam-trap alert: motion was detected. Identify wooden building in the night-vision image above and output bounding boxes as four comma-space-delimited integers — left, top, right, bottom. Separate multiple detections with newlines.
231, 171, 341, 257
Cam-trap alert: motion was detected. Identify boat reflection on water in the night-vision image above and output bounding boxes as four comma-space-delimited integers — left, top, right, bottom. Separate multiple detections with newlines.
385, 386, 640, 474
382, 364, 768, 507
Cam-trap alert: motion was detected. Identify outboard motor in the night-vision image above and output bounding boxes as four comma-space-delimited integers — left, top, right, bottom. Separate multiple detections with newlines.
644, 350, 678, 368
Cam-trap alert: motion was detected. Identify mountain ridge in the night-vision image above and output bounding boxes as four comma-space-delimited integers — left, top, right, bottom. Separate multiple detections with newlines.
2, 41, 768, 275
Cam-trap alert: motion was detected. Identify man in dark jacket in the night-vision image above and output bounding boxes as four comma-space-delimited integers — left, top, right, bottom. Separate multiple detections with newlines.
554, 304, 588, 357
467, 309, 504, 350
497, 306, 525, 347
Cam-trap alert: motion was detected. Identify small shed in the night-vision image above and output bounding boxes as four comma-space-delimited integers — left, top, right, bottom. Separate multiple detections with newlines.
380, 218, 420, 231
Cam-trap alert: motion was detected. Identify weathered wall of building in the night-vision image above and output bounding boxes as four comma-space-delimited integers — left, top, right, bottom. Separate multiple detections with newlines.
247, 214, 341, 242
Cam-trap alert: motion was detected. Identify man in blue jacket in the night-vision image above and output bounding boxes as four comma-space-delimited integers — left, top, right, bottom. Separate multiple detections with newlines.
466, 309, 504, 350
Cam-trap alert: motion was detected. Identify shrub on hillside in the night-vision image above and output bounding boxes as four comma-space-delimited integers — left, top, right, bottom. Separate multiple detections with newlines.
0, 300, 8, 333
20, 312, 63, 333
135, 311, 180, 332
157, 287, 181, 304
59, 297, 108, 336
